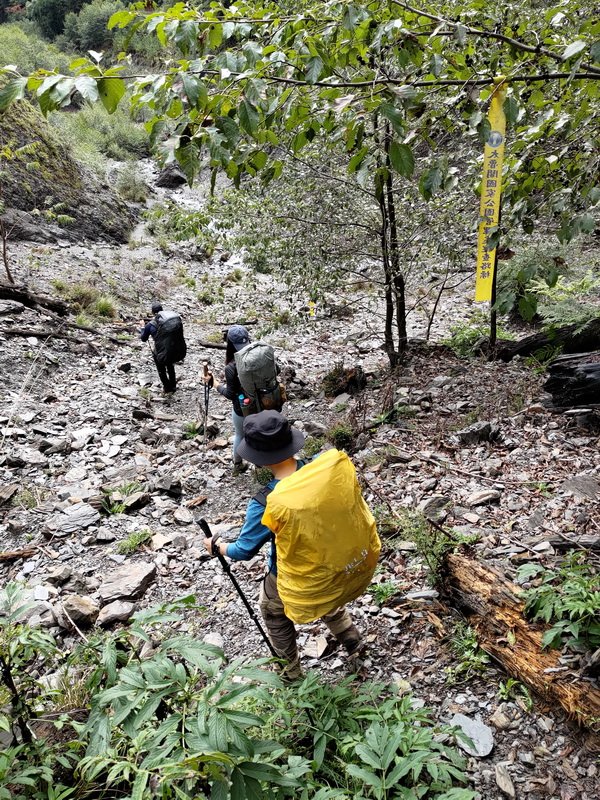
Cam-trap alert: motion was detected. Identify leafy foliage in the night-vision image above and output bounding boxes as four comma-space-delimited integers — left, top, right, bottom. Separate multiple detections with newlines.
116, 527, 153, 554
0, 585, 477, 799
517, 555, 600, 651
369, 581, 401, 607
446, 622, 490, 685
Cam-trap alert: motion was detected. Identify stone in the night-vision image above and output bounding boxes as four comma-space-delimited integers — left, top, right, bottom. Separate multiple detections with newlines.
466, 489, 501, 507
304, 420, 328, 436
154, 475, 182, 497
97, 600, 135, 627
495, 763, 515, 798
98, 562, 157, 604
46, 565, 72, 585
417, 494, 451, 521
561, 475, 600, 500
45, 503, 101, 537
404, 589, 439, 601
155, 162, 187, 188
203, 631, 224, 649
173, 506, 193, 525
0, 484, 19, 505
456, 421, 492, 445
171, 534, 189, 549
450, 713, 494, 757
117, 362, 132, 372
61, 594, 100, 627
488, 709, 511, 730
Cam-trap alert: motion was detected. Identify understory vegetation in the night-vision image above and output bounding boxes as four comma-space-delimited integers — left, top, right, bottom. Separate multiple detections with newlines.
0, 585, 477, 800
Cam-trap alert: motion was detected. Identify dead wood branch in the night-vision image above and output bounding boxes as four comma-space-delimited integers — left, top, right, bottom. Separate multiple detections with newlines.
496, 319, 600, 362
0, 546, 37, 563
443, 552, 600, 730
0, 282, 69, 315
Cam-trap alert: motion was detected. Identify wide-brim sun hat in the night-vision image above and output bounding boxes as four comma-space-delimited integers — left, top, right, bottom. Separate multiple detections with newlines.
236, 411, 305, 466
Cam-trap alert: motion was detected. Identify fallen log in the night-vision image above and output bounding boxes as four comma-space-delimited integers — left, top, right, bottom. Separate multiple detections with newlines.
443, 552, 600, 729
543, 351, 600, 408
0, 282, 69, 316
495, 318, 600, 362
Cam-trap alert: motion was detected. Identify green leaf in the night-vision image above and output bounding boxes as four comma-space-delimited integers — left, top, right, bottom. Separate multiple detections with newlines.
346, 764, 382, 789
97, 77, 125, 114
131, 770, 149, 800
348, 146, 368, 173
503, 95, 519, 126
182, 74, 207, 108
419, 166, 443, 200
0, 77, 27, 111
517, 294, 538, 322
388, 141, 414, 177
239, 99, 259, 136
175, 143, 201, 186
379, 103, 404, 136
430, 53, 443, 77
75, 76, 99, 103
562, 40, 586, 60
306, 56, 324, 84
591, 42, 600, 64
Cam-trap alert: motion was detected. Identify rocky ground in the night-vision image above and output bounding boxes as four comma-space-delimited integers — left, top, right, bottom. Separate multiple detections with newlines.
0, 170, 599, 799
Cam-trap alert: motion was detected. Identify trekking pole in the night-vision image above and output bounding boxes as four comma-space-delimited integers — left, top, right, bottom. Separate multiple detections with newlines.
202, 362, 213, 445
198, 518, 278, 658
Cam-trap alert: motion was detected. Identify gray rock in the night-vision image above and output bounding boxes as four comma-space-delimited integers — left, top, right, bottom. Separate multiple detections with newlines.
203, 631, 225, 649
45, 503, 101, 537
61, 594, 100, 628
46, 565, 72, 586
456, 421, 492, 445
450, 713, 494, 757
403, 589, 439, 601
155, 163, 187, 188
304, 420, 328, 437
418, 494, 451, 521
173, 507, 193, 525
466, 489, 502, 507
561, 475, 600, 500
98, 562, 157, 604
97, 600, 135, 627
495, 763, 515, 798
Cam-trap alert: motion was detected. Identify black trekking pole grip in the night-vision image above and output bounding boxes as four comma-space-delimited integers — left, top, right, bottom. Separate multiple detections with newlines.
198, 518, 278, 658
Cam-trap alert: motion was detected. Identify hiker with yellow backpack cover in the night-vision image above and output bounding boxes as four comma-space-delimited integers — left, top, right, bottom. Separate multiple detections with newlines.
203, 410, 381, 680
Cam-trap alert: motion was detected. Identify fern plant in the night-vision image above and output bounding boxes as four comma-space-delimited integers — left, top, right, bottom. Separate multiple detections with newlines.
517, 555, 600, 650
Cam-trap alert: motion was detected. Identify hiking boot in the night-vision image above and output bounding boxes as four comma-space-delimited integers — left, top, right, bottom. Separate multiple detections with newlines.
345, 639, 367, 658
232, 461, 249, 476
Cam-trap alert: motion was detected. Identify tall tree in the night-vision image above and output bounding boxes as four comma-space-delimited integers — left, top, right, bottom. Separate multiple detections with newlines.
2, 0, 598, 364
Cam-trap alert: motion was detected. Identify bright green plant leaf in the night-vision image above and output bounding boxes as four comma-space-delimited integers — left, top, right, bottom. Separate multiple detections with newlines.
97, 77, 125, 114
389, 141, 414, 177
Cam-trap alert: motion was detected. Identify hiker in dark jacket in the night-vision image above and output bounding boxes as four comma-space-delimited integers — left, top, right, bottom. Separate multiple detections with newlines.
139, 301, 177, 393
203, 411, 365, 681
216, 325, 250, 475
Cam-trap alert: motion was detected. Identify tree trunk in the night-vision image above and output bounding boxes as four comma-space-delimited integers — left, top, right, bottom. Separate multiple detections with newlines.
443, 552, 600, 729
0, 282, 69, 315
543, 351, 600, 408
496, 318, 600, 361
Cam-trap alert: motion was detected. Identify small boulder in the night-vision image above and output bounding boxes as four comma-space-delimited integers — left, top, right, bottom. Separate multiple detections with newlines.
61, 594, 100, 628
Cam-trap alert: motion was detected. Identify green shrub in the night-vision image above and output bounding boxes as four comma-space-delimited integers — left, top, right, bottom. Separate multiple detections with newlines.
517, 554, 600, 651
302, 436, 325, 458
94, 295, 117, 318
327, 422, 354, 451
446, 622, 490, 684
116, 163, 149, 203
0, 582, 481, 798
50, 103, 149, 172
0, 23, 73, 73
116, 528, 152, 554
62, 0, 123, 52
495, 244, 567, 323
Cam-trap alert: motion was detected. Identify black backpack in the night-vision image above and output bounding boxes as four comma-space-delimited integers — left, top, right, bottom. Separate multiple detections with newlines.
153, 310, 187, 366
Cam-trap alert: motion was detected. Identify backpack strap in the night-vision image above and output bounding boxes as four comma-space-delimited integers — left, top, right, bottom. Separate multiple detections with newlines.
252, 485, 273, 507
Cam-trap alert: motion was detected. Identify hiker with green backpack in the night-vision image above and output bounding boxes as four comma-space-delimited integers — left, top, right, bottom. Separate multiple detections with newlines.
216, 325, 285, 475
203, 410, 381, 680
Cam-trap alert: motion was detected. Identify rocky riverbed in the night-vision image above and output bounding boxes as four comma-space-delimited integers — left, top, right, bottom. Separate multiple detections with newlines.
0, 169, 599, 799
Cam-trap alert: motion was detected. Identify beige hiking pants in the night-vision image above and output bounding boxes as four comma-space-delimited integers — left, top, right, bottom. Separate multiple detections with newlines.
258, 570, 361, 679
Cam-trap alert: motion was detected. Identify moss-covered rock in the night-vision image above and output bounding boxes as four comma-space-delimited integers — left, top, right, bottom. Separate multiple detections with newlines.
0, 100, 136, 243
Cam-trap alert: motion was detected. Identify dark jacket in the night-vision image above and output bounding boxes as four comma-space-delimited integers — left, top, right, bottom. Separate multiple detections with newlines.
217, 361, 244, 416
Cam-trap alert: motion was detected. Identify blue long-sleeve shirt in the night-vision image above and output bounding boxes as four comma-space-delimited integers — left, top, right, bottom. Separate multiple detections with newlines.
140, 321, 157, 342
225, 461, 306, 574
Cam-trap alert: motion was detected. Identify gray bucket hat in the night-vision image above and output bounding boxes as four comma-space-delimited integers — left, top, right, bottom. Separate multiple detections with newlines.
236, 411, 305, 466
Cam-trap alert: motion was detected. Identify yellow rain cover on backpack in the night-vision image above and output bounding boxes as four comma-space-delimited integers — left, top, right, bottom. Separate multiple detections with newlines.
261, 449, 381, 623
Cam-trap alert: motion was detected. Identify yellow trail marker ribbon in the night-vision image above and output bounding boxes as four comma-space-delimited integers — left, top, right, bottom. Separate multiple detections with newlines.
475, 79, 508, 302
